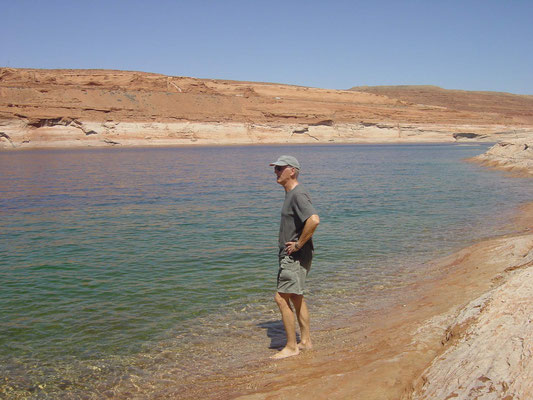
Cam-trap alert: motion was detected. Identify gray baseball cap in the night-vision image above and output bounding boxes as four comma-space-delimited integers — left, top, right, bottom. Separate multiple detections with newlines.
269, 155, 300, 170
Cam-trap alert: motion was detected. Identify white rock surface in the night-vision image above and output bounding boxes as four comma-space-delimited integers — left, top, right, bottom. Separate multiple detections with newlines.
410, 235, 533, 399
472, 139, 533, 175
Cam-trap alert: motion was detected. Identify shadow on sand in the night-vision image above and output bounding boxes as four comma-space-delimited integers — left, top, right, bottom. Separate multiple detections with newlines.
257, 320, 300, 350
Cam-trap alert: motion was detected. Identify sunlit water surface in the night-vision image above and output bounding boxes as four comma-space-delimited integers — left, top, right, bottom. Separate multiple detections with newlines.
1, 144, 531, 398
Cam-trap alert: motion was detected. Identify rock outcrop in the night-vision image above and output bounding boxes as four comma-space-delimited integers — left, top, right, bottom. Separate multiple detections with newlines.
409, 235, 533, 400
469, 140, 533, 175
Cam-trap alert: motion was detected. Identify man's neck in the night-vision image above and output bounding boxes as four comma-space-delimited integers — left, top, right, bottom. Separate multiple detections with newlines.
283, 180, 299, 193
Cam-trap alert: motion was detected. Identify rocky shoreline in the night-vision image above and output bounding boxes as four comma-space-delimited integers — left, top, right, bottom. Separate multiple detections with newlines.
409, 233, 533, 399
469, 139, 533, 176
178, 145, 533, 400
405, 147, 533, 399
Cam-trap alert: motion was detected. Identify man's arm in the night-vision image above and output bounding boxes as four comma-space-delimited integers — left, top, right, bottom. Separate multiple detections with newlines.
285, 214, 320, 255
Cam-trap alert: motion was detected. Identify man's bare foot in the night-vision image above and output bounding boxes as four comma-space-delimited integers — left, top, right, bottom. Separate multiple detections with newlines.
298, 341, 313, 350
270, 347, 300, 359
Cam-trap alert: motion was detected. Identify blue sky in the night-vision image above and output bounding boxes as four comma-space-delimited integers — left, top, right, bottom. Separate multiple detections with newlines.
2, 0, 532, 94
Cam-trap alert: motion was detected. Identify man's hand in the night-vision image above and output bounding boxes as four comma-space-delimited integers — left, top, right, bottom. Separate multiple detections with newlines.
285, 214, 320, 256
285, 241, 300, 255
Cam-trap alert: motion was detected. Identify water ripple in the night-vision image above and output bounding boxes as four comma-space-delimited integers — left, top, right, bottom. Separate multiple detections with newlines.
1, 144, 532, 398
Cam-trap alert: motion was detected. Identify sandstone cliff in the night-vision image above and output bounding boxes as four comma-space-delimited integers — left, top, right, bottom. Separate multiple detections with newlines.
1, 68, 533, 149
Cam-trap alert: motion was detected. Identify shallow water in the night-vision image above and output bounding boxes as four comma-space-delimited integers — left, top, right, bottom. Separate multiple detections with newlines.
1, 143, 531, 398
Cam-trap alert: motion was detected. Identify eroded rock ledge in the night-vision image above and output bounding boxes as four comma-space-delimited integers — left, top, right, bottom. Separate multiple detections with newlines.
469, 140, 533, 176
3, 118, 531, 149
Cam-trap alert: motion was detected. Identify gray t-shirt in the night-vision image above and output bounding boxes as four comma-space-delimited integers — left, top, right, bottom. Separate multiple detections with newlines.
278, 184, 317, 263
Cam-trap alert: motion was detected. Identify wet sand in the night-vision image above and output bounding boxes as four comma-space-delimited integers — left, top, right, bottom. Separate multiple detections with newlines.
175, 200, 533, 400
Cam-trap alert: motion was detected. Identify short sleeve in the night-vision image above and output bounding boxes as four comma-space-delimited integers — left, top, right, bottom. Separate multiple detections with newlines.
292, 191, 317, 224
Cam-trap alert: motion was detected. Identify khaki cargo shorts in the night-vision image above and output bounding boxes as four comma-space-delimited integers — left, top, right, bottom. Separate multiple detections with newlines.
277, 255, 311, 295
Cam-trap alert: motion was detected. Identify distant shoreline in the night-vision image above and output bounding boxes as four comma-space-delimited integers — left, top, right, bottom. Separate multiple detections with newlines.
2, 120, 524, 151
0, 138, 495, 152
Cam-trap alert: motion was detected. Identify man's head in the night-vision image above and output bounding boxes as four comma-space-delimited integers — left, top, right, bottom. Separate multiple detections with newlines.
269, 155, 300, 170
270, 155, 300, 189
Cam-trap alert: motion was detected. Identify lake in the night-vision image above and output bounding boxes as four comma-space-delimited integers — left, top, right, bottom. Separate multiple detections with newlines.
1, 143, 531, 398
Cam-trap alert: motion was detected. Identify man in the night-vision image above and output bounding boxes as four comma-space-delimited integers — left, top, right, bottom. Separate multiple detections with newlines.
269, 155, 320, 359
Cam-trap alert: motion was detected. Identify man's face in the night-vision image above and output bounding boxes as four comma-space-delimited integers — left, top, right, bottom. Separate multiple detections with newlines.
274, 165, 294, 185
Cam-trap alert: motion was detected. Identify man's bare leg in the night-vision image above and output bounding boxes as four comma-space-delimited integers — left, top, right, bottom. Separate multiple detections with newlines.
271, 292, 300, 359
291, 294, 313, 350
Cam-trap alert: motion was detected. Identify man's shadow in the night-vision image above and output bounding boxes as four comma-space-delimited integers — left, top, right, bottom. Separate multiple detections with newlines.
257, 320, 300, 350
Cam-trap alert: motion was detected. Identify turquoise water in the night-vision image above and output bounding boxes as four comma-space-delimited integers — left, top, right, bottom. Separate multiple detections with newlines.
1, 143, 532, 398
